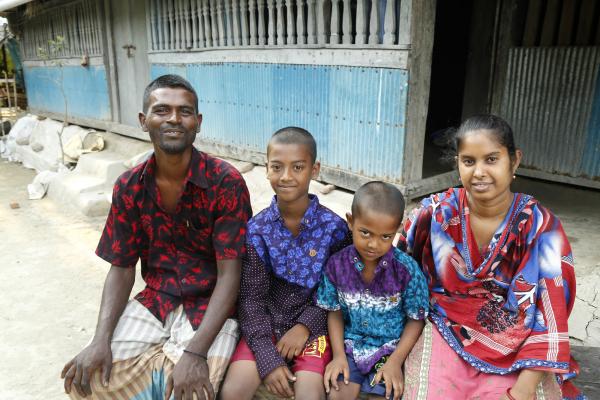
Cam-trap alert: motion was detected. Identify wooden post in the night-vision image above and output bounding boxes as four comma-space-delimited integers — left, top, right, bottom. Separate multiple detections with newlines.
4, 72, 11, 109
383, 0, 396, 44
276, 0, 285, 45
82, 2, 92, 54
203, 0, 213, 47
161, 0, 168, 49
89, 0, 101, 54
330, 0, 341, 44
233, 0, 241, 46
217, 1, 225, 46
210, 0, 219, 46
184, 0, 192, 48
168, 0, 175, 49
403, 0, 435, 183
241, 0, 250, 45
12, 74, 17, 113
250, 0, 258, 45
297, 0, 306, 44
286, 0, 296, 45
197, 0, 205, 47
398, 0, 411, 46
307, 0, 317, 44
342, 0, 352, 44
267, 0, 276, 45
368, 0, 380, 44
317, 0, 327, 44
225, 1, 234, 46
174, 0, 181, 50
258, 0, 266, 45
190, 0, 198, 48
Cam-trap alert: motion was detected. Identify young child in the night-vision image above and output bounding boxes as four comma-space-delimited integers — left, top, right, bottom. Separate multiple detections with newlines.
220, 127, 350, 400
316, 181, 429, 400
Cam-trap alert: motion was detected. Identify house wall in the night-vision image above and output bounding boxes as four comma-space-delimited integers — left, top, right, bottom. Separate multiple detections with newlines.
583, 69, 600, 179
492, 0, 600, 188
24, 62, 111, 120
151, 62, 409, 183
13, 0, 446, 194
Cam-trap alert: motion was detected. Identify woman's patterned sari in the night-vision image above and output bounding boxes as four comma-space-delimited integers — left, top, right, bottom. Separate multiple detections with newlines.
399, 188, 583, 399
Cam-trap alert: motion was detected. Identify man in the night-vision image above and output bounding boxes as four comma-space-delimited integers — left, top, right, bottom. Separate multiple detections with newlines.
61, 74, 252, 400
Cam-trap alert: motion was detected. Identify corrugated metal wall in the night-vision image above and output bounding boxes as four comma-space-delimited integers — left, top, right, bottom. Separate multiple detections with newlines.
582, 67, 600, 178
151, 63, 409, 183
500, 47, 600, 180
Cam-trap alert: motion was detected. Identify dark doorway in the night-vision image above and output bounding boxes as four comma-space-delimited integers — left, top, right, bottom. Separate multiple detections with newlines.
422, 0, 481, 178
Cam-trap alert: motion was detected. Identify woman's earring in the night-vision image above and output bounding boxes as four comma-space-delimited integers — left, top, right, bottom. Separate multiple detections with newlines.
513, 175, 516, 180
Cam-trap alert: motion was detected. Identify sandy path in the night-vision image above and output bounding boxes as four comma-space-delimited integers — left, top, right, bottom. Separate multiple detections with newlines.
0, 161, 141, 399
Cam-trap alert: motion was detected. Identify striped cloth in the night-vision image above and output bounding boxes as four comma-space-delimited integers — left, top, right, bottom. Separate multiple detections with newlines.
403, 322, 563, 400
69, 300, 239, 400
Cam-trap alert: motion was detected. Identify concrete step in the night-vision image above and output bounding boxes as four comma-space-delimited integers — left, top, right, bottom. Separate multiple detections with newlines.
73, 150, 127, 189
47, 172, 110, 217
44, 133, 152, 217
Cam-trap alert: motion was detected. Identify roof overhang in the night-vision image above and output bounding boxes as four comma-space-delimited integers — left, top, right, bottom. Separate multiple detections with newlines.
0, 0, 34, 12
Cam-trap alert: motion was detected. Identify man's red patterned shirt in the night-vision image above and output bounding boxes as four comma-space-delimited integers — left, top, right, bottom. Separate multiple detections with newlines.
96, 148, 252, 329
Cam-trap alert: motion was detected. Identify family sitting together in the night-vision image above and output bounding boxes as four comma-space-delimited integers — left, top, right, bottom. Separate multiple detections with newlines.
61, 75, 584, 400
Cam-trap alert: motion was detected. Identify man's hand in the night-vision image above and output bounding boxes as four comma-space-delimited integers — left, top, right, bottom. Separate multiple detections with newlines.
165, 352, 213, 400
323, 355, 349, 394
264, 365, 296, 398
275, 324, 309, 361
371, 356, 404, 400
61, 340, 113, 397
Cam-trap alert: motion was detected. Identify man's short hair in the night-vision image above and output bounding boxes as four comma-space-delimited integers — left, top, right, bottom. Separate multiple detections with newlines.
268, 126, 317, 163
142, 74, 199, 113
351, 181, 405, 224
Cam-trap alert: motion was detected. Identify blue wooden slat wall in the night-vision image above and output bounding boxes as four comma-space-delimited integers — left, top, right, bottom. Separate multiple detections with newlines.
151, 63, 408, 183
23, 65, 111, 120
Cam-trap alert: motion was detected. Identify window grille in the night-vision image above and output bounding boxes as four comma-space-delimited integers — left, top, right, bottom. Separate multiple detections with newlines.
146, 0, 410, 51
21, 0, 102, 60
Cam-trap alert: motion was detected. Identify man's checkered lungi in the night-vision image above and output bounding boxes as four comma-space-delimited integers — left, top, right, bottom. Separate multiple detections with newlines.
68, 300, 239, 400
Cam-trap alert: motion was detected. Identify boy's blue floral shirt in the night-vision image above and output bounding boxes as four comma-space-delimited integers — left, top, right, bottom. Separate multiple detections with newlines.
316, 245, 429, 374
247, 194, 349, 288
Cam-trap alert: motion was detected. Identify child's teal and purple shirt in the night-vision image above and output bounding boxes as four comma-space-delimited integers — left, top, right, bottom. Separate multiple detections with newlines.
238, 194, 350, 379
316, 245, 429, 374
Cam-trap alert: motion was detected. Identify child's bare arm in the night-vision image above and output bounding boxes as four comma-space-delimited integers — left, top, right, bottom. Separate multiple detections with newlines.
372, 319, 425, 400
328, 310, 346, 357
389, 318, 424, 364
323, 310, 349, 393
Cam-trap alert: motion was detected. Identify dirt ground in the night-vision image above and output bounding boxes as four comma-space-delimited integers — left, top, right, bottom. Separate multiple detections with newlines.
1, 159, 599, 399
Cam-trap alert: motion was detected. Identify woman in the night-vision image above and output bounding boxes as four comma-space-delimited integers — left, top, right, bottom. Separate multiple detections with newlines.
398, 115, 584, 400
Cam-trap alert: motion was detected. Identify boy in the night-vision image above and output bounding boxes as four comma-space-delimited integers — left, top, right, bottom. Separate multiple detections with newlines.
316, 181, 429, 400
220, 127, 350, 400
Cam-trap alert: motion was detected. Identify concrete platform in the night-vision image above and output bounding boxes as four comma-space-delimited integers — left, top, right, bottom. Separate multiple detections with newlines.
571, 346, 600, 399
44, 132, 153, 217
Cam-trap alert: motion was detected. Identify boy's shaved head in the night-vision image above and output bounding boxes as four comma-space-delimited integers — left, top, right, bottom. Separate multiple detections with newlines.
351, 181, 405, 224
268, 126, 317, 163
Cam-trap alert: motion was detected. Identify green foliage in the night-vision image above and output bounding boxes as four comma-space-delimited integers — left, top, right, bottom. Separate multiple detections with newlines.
37, 35, 65, 62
